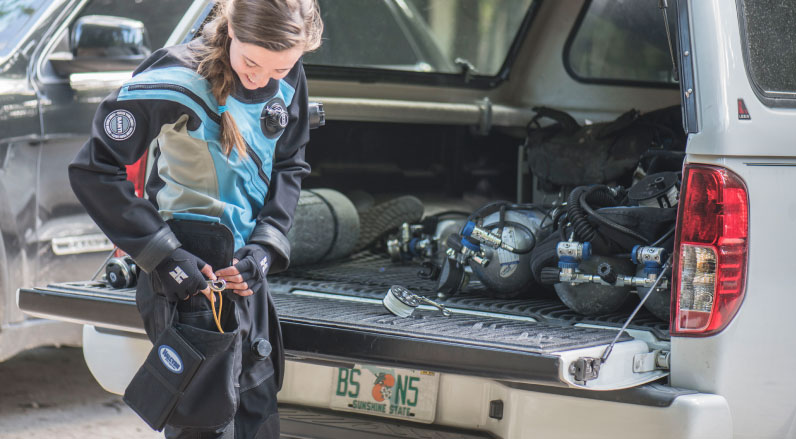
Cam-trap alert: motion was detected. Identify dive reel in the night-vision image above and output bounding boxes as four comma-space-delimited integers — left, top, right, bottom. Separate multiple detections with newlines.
105, 254, 139, 289
436, 202, 550, 299
383, 285, 451, 317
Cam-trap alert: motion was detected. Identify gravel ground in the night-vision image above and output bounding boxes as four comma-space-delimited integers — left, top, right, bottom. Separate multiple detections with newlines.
0, 346, 161, 439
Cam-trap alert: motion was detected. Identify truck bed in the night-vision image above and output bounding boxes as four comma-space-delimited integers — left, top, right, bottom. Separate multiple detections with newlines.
19, 251, 672, 388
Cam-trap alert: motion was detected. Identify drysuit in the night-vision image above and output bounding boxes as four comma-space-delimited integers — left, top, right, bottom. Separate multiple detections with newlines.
68, 42, 311, 438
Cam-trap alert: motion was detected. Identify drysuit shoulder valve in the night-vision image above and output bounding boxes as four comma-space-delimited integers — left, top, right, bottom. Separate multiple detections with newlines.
260, 97, 289, 138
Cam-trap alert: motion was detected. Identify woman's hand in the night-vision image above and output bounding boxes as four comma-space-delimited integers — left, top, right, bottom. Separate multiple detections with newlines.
214, 244, 271, 297
152, 248, 217, 302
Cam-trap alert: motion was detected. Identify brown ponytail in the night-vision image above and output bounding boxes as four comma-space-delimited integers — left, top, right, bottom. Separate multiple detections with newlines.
190, 0, 323, 158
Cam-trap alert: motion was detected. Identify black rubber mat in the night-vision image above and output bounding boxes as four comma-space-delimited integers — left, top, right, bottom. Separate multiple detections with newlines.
279, 404, 493, 438
272, 292, 632, 354
273, 252, 670, 340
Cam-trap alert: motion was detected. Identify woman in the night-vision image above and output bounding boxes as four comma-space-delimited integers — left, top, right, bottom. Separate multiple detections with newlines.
68, 0, 322, 437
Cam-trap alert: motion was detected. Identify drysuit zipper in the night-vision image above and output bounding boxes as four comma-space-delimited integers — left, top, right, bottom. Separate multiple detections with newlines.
126, 83, 271, 190
245, 144, 270, 190
127, 83, 222, 124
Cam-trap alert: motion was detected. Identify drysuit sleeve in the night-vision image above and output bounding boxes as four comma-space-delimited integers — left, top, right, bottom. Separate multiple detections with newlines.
68, 88, 194, 273
248, 63, 312, 273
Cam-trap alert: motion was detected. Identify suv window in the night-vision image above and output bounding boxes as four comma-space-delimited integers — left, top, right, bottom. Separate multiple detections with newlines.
566, 0, 676, 86
739, 0, 796, 99
304, 0, 534, 76
76, 0, 194, 50
0, 0, 54, 58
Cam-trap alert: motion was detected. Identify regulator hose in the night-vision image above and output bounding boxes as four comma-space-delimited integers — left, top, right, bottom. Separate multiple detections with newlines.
567, 187, 595, 241
579, 185, 651, 245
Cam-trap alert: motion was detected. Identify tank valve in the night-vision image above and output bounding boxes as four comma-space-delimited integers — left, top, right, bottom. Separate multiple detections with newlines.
557, 241, 591, 269
462, 221, 516, 252
632, 246, 667, 278
549, 242, 669, 288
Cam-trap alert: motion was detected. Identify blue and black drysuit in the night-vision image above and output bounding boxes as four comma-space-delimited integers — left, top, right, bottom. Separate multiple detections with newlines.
69, 43, 311, 438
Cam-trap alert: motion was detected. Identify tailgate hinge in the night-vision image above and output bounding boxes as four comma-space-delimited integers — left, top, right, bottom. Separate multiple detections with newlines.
570, 349, 670, 384
569, 357, 602, 383
633, 350, 671, 373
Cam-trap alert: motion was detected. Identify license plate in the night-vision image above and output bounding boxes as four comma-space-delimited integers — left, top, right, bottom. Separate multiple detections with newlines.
329, 364, 440, 423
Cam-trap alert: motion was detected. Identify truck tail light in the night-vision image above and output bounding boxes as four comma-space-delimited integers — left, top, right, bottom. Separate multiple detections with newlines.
671, 164, 748, 336
126, 154, 147, 199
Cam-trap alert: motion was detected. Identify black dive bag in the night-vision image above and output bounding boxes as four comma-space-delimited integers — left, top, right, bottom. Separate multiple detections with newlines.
124, 220, 240, 431
123, 308, 205, 431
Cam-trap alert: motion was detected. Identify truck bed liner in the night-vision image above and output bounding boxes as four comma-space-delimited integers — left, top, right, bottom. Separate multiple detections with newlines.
272, 252, 670, 340
275, 293, 631, 354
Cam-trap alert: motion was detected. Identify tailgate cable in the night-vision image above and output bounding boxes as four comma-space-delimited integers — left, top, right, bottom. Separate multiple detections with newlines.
601, 255, 671, 363
658, 0, 679, 82
571, 256, 672, 384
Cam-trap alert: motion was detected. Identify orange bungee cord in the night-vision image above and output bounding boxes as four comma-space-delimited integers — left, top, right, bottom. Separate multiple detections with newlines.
207, 279, 227, 333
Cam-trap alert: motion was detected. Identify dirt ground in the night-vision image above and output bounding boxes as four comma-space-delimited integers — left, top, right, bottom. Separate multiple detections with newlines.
0, 346, 161, 439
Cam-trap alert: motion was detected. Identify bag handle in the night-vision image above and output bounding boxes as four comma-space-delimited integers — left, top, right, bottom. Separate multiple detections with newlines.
529, 106, 580, 131
594, 109, 640, 139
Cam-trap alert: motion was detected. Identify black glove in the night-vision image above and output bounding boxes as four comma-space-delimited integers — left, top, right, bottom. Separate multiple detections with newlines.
233, 244, 271, 293
152, 248, 209, 302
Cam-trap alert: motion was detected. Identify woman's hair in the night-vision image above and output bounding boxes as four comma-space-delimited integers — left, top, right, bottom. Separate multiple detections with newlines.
190, 0, 323, 157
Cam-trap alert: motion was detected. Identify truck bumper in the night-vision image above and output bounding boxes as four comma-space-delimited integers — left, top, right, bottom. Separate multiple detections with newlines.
83, 326, 732, 439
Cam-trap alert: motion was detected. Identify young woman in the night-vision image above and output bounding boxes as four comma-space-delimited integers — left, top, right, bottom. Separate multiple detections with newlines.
68, 0, 322, 437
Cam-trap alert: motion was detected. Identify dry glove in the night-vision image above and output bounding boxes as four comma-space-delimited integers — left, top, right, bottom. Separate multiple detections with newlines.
232, 244, 271, 294
152, 248, 209, 302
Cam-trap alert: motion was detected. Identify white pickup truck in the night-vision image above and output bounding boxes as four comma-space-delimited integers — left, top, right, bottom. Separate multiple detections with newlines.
17, 0, 796, 438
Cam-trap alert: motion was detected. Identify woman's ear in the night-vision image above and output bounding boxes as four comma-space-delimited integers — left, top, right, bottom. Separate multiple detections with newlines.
227, 23, 235, 40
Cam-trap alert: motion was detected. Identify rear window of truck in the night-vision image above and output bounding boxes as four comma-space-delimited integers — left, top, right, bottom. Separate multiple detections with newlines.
303, 0, 539, 88
565, 0, 677, 87
739, 0, 796, 102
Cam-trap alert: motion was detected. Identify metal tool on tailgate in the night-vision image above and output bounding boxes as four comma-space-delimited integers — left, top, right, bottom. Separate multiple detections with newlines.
383, 285, 451, 317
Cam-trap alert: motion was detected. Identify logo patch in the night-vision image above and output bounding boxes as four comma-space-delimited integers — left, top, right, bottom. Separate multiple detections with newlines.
158, 345, 184, 374
260, 255, 269, 275
170, 266, 188, 284
104, 109, 136, 140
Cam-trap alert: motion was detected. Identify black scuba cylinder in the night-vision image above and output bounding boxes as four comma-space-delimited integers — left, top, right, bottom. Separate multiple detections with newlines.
286, 189, 360, 266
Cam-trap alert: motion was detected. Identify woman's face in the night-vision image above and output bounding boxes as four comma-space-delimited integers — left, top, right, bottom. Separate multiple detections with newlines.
228, 25, 304, 90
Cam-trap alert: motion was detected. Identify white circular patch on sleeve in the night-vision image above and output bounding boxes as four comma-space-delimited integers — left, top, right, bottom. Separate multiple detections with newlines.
103, 109, 136, 141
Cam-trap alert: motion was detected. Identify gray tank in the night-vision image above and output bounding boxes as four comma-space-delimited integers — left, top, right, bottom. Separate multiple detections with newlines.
469, 208, 547, 299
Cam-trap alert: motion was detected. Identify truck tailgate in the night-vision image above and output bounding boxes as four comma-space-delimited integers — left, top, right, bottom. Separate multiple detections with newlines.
19, 276, 668, 390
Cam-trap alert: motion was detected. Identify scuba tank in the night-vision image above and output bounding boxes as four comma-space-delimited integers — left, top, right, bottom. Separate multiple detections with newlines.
285, 189, 361, 266
533, 173, 679, 318
437, 201, 551, 299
